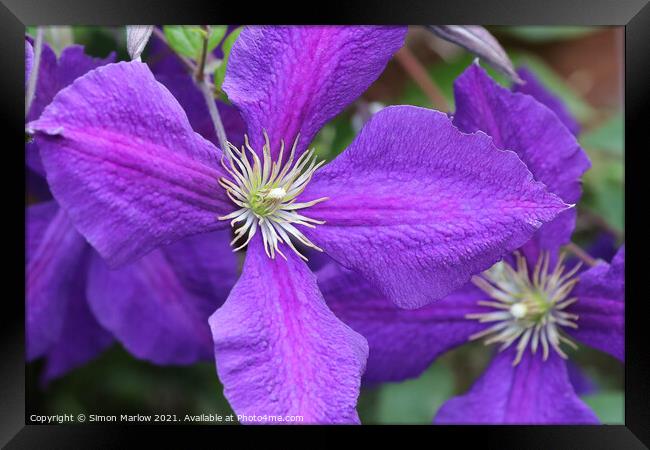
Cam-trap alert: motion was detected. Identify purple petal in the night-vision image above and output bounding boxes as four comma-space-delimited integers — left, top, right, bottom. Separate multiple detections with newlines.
26, 168, 52, 201
29, 61, 231, 267
146, 32, 188, 75
320, 262, 486, 382
87, 230, 236, 365
25, 201, 58, 265
567, 246, 625, 361
514, 67, 580, 136
27, 44, 116, 123
41, 282, 113, 383
26, 43, 115, 176
158, 231, 239, 315
567, 361, 597, 396
25, 39, 33, 86
302, 106, 569, 308
453, 63, 590, 259
209, 236, 368, 424
434, 348, 599, 424
223, 26, 406, 158
26, 205, 89, 360
588, 233, 619, 263
155, 72, 246, 148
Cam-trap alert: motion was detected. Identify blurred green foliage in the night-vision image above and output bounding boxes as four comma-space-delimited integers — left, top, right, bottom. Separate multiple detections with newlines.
400, 51, 596, 123
29, 347, 234, 423
583, 391, 624, 424
359, 363, 454, 424
502, 26, 599, 43
27, 25, 624, 425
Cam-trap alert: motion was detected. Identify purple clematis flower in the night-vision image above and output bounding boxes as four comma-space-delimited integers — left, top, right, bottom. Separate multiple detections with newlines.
25, 40, 239, 382
29, 26, 570, 423
322, 63, 622, 424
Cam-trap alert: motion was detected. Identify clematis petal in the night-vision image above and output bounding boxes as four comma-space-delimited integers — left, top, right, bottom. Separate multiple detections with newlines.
27, 44, 116, 123
41, 278, 113, 383
155, 72, 245, 148
301, 106, 569, 308
87, 231, 236, 365
434, 348, 599, 424
26, 43, 116, 175
567, 246, 625, 361
514, 67, 580, 136
567, 361, 597, 396
319, 262, 487, 382
26, 201, 58, 264
158, 231, 239, 313
223, 25, 406, 158
26, 205, 88, 360
453, 63, 590, 260
209, 236, 368, 424
29, 61, 231, 267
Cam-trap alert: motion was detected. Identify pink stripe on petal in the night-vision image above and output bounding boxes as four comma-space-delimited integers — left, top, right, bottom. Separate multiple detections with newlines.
224, 26, 406, 159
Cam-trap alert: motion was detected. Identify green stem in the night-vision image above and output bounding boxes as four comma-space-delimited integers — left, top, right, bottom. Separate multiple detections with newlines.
196, 25, 228, 152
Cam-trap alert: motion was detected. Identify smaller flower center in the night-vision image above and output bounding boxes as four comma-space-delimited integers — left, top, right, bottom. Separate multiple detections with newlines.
267, 187, 287, 200
218, 132, 328, 261
509, 302, 527, 319
466, 251, 581, 366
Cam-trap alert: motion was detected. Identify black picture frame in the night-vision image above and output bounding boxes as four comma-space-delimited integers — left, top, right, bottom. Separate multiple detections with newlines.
2, 0, 647, 447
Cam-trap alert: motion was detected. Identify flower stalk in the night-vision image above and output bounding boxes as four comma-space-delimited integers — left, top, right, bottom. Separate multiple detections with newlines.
565, 242, 597, 267
395, 46, 450, 112
195, 25, 229, 154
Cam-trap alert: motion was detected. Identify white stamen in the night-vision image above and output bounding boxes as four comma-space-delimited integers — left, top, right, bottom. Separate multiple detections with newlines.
509, 303, 528, 319
267, 187, 287, 200
466, 251, 580, 366
218, 132, 328, 260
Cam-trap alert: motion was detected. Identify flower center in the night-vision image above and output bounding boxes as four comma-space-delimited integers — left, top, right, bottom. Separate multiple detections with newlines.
466, 251, 581, 366
218, 133, 328, 261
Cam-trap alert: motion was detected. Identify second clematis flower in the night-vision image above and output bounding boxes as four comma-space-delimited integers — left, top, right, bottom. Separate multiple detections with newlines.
29, 26, 570, 423
322, 63, 622, 424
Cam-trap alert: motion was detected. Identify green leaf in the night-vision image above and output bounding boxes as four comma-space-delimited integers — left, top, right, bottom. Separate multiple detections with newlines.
582, 390, 624, 424
359, 362, 454, 424
207, 26, 227, 54
214, 27, 242, 100
582, 155, 624, 232
580, 112, 624, 156
163, 25, 226, 60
